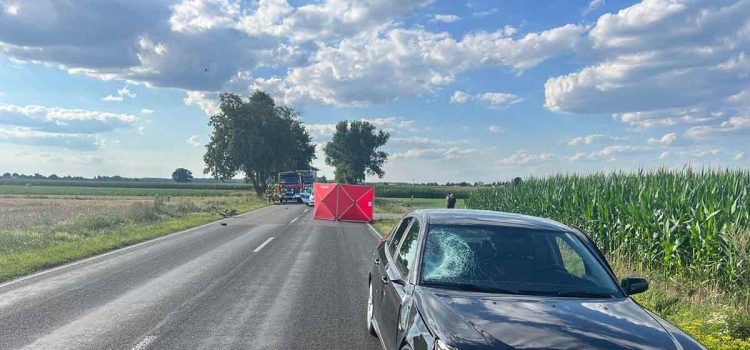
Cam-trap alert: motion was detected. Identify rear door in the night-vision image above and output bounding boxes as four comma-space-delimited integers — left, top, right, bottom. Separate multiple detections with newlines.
373, 217, 412, 326
379, 218, 421, 349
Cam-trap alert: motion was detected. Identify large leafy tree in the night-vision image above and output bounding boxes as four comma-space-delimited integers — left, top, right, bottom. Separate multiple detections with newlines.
203, 91, 316, 195
324, 120, 389, 184
172, 168, 193, 182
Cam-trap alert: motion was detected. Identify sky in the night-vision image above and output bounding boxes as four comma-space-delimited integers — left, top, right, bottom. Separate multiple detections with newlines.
0, 0, 748, 183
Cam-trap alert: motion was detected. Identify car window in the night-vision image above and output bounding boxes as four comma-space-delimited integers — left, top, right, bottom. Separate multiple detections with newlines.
556, 236, 586, 278
395, 219, 421, 277
420, 225, 622, 297
388, 218, 412, 256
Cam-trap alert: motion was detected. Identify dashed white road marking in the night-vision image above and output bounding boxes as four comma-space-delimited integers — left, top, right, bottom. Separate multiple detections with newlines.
131, 335, 157, 350
290, 216, 299, 224
253, 237, 275, 253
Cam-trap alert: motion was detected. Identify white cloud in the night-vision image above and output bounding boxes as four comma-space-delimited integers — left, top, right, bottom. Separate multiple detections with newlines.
733, 151, 744, 160
613, 107, 720, 129
3, 2, 19, 15
430, 14, 460, 23
184, 91, 220, 116
186, 134, 202, 147
567, 134, 627, 145
472, 8, 498, 17
258, 24, 584, 106
0, 102, 137, 134
450, 90, 471, 104
360, 117, 415, 131
488, 125, 502, 133
141, 109, 154, 115
659, 151, 671, 159
496, 151, 555, 166
101, 86, 136, 102
583, 0, 604, 15
545, 0, 750, 132
647, 132, 677, 146
686, 116, 750, 139
117, 87, 136, 99
169, 0, 240, 34
681, 149, 721, 158
478, 93, 522, 107
305, 123, 337, 141
569, 145, 652, 161
101, 95, 124, 102
449, 90, 521, 108
391, 147, 476, 161
391, 136, 464, 146
0, 127, 102, 150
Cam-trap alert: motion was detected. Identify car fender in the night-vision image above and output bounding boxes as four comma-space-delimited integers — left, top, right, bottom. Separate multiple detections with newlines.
401, 296, 435, 350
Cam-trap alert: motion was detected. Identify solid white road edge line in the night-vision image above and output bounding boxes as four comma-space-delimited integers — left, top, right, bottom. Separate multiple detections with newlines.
366, 223, 382, 239
0, 205, 277, 289
253, 237, 275, 253
131, 335, 158, 350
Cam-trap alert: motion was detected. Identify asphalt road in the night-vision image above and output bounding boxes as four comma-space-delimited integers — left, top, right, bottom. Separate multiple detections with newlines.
0, 204, 383, 350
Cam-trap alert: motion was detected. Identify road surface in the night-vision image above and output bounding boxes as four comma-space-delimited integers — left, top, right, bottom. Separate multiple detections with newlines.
0, 204, 383, 350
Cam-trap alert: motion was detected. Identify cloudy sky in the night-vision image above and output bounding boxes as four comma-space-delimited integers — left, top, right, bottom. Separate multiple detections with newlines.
0, 0, 748, 182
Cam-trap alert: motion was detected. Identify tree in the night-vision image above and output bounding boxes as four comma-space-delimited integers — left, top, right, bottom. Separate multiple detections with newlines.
512, 177, 523, 187
172, 168, 194, 183
48, 174, 59, 180
324, 120, 389, 184
1, 173, 10, 178
203, 91, 316, 196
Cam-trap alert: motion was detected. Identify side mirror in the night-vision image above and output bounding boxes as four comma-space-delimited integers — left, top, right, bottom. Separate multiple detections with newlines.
621, 276, 649, 295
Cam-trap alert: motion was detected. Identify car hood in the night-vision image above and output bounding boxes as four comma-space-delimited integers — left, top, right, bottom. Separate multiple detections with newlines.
415, 287, 696, 350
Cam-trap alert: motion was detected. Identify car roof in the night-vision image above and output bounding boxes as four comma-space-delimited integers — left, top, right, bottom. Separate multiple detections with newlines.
416, 209, 572, 232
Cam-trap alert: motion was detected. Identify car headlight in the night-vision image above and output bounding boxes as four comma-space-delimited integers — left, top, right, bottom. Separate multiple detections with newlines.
435, 339, 458, 350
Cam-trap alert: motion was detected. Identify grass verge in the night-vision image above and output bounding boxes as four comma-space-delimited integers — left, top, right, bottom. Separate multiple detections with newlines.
0, 196, 267, 282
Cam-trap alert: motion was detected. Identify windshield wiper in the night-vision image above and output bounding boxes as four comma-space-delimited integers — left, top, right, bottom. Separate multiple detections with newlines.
554, 291, 614, 298
424, 282, 521, 295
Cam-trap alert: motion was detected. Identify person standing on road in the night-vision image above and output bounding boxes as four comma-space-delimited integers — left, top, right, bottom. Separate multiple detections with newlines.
447, 194, 456, 209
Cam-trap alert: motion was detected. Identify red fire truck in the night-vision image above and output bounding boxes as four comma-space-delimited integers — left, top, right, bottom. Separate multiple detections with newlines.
277, 170, 315, 203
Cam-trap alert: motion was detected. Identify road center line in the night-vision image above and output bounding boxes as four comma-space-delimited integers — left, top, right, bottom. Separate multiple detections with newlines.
253, 237, 275, 253
290, 216, 299, 224
131, 335, 157, 350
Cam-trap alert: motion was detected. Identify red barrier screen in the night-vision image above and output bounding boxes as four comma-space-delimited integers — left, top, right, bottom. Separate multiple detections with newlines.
313, 183, 338, 221
313, 183, 374, 222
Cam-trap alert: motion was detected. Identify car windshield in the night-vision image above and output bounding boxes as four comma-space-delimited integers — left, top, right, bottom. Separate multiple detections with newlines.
420, 224, 622, 298
279, 175, 299, 184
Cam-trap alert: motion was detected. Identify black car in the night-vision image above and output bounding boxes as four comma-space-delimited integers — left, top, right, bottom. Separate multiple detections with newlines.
367, 209, 705, 350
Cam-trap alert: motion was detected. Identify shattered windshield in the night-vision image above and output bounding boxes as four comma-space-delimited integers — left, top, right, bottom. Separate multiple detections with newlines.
420, 225, 622, 297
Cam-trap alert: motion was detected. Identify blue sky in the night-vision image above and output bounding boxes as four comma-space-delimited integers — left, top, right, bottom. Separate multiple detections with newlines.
0, 0, 748, 182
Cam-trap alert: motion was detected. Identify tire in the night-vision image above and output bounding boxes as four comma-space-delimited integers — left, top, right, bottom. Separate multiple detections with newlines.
367, 282, 377, 337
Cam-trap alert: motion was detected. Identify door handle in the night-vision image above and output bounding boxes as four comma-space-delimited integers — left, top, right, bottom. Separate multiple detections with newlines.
374, 257, 380, 265
381, 276, 389, 284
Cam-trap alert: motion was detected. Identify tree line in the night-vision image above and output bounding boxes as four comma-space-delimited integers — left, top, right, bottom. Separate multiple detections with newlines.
202, 91, 390, 196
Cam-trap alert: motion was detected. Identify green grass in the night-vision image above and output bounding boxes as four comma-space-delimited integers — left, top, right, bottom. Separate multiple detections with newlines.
0, 178, 254, 190
0, 185, 247, 197
374, 197, 465, 214
374, 184, 477, 199
0, 195, 267, 282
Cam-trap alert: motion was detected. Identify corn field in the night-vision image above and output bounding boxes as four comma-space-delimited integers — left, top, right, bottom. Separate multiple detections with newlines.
465, 169, 750, 294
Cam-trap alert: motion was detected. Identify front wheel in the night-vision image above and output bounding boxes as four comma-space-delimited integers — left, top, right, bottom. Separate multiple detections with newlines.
367, 282, 377, 337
